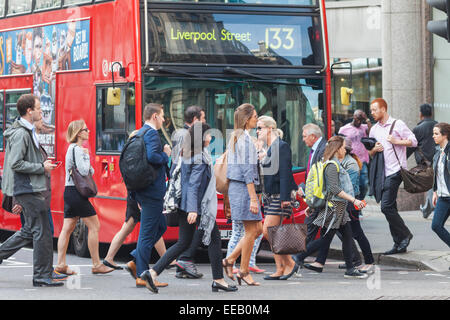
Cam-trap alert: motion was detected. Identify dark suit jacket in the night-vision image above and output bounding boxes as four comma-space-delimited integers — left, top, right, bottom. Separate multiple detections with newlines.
180, 153, 211, 214
138, 124, 169, 199
432, 143, 450, 193
262, 138, 297, 201
308, 137, 327, 176
407, 118, 438, 163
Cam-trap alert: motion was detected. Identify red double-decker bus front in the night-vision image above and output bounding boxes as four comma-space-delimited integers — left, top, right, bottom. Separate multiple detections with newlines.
0, 0, 331, 257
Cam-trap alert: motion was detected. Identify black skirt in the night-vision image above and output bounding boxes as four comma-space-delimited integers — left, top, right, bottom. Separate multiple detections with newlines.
125, 193, 141, 223
64, 186, 97, 219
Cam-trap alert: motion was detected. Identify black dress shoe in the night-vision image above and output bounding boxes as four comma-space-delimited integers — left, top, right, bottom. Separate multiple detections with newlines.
263, 275, 282, 280
140, 270, 158, 294
280, 264, 300, 280
212, 281, 238, 292
176, 260, 203, 279
103, 260, 123, 270
383, 245, 399, 255
33, 278, 65, 287
396, 234, 413, 253
303, 263, 323, 273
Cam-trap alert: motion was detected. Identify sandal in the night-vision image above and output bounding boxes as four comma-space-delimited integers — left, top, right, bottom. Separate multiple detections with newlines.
54, 265, 77, 276
236, 271, 260, 286
222, 258, 235, 281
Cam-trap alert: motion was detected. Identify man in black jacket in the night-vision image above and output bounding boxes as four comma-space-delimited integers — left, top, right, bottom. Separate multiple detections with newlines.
407, 104, 437, 218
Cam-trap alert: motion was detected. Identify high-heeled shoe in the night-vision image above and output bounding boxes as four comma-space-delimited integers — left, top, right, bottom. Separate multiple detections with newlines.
212, 281, 238, 292
236, 271, 260, 286
222, 259, 235, 281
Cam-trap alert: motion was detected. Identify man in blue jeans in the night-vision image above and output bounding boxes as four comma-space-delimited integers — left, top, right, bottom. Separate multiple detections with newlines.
125, 103, 171, 290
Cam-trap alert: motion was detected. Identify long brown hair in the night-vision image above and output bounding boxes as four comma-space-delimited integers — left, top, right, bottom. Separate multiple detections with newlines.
323, 135, 345, 161
435, 122, 450, 140
231, 103, 255, 151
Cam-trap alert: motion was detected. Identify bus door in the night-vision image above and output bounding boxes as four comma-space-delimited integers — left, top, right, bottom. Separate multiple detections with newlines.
92, 82, 136, 242
0, 77, 32, 231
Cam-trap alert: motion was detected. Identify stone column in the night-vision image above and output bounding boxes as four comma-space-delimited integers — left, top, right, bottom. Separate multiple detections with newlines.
381, 0, 432, 211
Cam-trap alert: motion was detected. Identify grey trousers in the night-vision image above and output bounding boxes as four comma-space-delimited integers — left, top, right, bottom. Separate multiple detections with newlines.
0, 193, 53, 280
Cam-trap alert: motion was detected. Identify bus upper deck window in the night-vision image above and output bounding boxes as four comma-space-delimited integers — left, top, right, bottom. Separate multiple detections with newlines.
7, 0, 32, 15
63, 0, 91, 6
35, 0, 62, 11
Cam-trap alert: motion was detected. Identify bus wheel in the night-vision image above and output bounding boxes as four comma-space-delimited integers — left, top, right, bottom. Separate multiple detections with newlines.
71, 220, 90, 258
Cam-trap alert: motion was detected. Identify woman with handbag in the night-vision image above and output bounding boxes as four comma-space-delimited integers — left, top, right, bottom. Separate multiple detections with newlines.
55, 119, 114, 275
222, 103, 263, 287
431, 122, 450, 249
256, 116, 299, 280
295, 136, 368, 279
142, 122, 237, 293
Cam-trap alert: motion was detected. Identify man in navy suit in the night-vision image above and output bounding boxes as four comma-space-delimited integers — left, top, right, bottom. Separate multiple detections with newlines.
126, 103, 171, 288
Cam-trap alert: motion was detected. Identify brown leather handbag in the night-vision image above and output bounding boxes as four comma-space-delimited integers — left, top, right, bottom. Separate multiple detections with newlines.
390, 120, 434, 194
70, 146, 98, 198
267, 213, 307, 255
214, 150, 229, 194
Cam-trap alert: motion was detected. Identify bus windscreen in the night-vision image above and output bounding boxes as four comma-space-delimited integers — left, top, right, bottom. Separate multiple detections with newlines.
146, 12, 323, 66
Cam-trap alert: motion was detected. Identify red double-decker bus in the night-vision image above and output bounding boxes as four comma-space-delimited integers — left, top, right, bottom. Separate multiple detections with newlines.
0, 0, 331, 257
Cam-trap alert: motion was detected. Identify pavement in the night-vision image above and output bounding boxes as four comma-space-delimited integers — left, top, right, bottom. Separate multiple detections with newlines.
326, 197, 450, 272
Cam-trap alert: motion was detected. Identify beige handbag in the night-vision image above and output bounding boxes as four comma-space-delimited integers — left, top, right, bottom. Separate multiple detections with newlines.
214, 150, 229, 194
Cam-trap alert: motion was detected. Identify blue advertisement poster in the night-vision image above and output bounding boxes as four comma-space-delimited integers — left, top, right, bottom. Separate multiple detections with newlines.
0, 19, 90, 156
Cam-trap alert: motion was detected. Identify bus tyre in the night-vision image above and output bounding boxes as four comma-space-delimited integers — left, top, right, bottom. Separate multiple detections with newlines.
71, 220, 90, 258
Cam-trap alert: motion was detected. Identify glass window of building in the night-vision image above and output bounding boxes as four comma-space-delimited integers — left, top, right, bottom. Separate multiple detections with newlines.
331, 58, 382, 133
7, 0, 32, 15
35, 0, 62, 10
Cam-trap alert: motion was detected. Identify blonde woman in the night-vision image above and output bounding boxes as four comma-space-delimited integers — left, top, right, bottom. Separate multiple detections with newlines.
55, 119, 113, 275
256, 116, 299, 280
223, 103, 263, 286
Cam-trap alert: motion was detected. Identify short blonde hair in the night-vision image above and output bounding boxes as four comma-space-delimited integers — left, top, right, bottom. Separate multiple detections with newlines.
66, 119, 86, 143
258, 115, 284, 139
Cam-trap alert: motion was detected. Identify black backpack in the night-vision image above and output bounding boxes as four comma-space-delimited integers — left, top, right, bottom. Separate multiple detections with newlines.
119, 127, 157, 191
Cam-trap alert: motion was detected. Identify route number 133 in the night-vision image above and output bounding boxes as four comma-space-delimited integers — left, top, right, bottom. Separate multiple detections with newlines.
265, 28, 295, 50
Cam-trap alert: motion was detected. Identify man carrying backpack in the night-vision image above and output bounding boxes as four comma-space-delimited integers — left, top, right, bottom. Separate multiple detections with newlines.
124, 103, 171, 290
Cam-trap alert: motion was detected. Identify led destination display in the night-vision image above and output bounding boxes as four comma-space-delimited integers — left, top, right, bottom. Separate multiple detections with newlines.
148, 12, 322, 66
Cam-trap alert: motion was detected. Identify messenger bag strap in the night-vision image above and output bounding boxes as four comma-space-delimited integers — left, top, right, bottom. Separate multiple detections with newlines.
389, 120, 402, 168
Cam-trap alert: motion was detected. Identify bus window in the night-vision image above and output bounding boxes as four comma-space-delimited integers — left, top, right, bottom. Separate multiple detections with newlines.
96, 84, 136, 154
5, 90, 30, 131
0, 92, 3, 150
7, 0, 32, 15
0, 0, 5, 17
143, 76, 324, 170
35, 0, 62, 11
64, 0, 92, 6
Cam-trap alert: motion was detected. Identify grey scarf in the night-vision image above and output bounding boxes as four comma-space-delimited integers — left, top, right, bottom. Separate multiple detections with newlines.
199, 149, 218, 246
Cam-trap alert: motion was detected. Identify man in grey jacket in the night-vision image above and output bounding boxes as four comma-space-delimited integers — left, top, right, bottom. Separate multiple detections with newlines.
0, 94, 60, 287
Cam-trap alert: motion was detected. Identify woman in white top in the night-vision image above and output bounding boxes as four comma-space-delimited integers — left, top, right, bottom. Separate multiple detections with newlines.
55, 119, 113, 275
431, 122, 450, 249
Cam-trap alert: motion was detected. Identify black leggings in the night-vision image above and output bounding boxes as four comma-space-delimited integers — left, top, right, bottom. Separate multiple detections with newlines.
296, 222, 355, 271
152, 212, 223, 279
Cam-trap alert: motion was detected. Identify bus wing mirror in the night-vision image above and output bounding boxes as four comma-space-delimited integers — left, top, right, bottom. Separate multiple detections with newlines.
340, 87, 354, 106
107, 87, 121, 106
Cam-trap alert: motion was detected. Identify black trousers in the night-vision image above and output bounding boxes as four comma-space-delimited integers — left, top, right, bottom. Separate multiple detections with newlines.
296, 223, 355, 271
380, 172, 412, 245
152, 212, 223, 279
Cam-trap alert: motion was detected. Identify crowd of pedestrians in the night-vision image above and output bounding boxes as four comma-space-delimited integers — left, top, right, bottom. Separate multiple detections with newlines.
0, 93, 449, 291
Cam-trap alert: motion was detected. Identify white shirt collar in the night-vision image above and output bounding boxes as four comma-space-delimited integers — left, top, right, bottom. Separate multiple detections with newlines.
312, 136, 323, 151
145, 121, 157, 131
19, 117, 34, 131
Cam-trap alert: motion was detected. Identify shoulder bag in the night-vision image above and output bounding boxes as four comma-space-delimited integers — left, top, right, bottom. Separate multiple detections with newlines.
390, 120, 434, 193
214, 150, 229, 194
70, 146, 98, 198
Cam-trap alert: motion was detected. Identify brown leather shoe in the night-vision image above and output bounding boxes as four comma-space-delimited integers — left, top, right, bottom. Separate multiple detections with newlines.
92, 264, 114, 274
136, 277, 168, 288
154, 279, 168, 287
125, 261, 137, 279
136, 278, 147, 287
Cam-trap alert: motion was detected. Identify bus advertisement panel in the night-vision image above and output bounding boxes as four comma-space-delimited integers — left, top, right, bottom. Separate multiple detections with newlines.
0, 19, 90, 156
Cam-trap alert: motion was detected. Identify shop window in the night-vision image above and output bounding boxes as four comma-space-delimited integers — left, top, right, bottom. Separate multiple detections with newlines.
96, 84, 136, 154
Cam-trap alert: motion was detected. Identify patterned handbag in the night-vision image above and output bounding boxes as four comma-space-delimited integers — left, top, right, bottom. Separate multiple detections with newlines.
266, 212, 307, 255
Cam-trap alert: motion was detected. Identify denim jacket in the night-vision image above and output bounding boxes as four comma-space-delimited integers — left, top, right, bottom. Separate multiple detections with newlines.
226, 132, 260, 186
